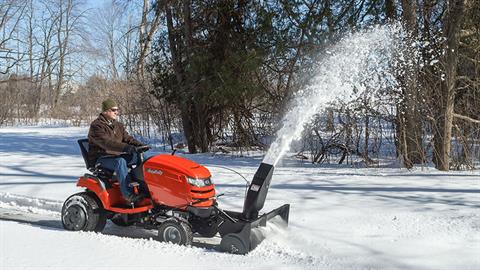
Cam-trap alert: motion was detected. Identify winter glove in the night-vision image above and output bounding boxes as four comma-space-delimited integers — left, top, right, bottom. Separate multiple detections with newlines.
123, 144, 136, 154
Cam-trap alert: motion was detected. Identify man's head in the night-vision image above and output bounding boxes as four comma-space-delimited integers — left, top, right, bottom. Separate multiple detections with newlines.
101, 98, 119, 120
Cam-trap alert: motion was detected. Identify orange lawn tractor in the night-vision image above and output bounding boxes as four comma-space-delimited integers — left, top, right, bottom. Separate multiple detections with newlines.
61, 139, 289, 254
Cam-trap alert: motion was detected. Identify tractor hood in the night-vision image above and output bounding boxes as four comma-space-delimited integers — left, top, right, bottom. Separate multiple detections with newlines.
144, 154, 211, 179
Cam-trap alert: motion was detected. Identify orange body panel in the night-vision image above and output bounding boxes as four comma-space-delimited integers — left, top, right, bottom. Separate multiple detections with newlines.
77, 154, 216, 213
143, 154, 215, 209
77, 177, 153, 214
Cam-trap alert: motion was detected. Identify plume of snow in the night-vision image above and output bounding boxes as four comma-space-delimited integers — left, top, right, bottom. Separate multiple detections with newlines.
264, 23, 409, 166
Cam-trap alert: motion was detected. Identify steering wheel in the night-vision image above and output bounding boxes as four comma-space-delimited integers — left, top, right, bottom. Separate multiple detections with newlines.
135, 145, 151, 153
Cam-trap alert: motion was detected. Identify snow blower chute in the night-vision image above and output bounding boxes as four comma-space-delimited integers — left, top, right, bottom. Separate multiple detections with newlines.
61, 140, 289, 255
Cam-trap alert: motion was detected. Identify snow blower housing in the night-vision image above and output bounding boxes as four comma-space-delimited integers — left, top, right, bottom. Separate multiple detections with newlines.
61, 139, 289, 254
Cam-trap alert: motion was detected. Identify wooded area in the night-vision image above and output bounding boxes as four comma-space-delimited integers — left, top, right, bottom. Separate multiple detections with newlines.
1, 0, 479, 170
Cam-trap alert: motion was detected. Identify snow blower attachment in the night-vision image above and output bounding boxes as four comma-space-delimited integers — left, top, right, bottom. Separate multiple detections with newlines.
218, 163, 290, 254
62, 140, 289, 255
219, 163, 290, 254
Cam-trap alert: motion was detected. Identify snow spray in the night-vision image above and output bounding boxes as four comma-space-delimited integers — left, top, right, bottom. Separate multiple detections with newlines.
263, 24, 408, 166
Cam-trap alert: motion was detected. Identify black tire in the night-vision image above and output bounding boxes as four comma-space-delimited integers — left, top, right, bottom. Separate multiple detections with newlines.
220, 233, 249, 255
111, 214, 135, 227
157, 219, 193, 246
61, 192, 107, 232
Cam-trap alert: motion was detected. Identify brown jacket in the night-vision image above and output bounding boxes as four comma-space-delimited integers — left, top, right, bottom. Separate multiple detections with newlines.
87, 113, 143, 166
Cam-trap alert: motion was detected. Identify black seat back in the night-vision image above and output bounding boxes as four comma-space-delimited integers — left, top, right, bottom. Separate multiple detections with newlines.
77, 139, 91, 170
78, 138, 114, 186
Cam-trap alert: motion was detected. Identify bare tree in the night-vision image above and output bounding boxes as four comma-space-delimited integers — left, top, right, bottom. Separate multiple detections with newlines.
91, 0, 135, 80
395, 0, 425, 168
136, 0, 162, 80
52, 0, 73, 109
0, 0, 28, 74
433, 0, 467, 170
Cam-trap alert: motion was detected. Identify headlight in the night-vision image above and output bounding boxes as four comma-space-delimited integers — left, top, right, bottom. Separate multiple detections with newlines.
186, 177, 212, 187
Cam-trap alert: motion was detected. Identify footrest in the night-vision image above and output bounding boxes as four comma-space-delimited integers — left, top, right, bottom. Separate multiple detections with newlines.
109, 199, 154, 213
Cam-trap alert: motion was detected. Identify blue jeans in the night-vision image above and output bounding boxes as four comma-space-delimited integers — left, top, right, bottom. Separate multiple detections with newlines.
97, 152, 138, 198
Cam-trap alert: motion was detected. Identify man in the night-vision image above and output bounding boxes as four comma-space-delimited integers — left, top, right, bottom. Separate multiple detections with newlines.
88, 98, 144, 203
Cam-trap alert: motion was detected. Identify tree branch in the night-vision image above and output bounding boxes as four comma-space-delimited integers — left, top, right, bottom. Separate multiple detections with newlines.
453, 113, 480, 124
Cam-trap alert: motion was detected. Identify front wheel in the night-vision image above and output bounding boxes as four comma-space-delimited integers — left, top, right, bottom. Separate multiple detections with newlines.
156, 219, 193, 246
61, 192, 106, 232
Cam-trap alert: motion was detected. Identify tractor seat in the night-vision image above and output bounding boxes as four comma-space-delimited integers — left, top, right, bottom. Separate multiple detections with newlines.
77, 139, 118, 184
78, 138, 97, 172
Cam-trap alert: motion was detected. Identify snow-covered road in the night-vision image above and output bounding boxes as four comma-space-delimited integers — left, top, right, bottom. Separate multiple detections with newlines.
1, 126, 479, 270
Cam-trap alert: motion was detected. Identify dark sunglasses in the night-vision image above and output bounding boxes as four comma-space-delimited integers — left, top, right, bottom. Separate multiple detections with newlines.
110, 108, 119, 112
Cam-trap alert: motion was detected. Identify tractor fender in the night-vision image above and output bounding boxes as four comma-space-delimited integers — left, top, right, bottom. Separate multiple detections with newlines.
76, 176, 111, 209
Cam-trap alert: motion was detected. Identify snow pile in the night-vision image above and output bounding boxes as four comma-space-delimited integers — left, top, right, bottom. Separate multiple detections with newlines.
0, 192, 62, 215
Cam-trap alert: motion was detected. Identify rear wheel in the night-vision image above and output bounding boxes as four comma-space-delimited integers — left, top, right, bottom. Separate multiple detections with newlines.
61, 192, 106, 232
156, 219, 193, 246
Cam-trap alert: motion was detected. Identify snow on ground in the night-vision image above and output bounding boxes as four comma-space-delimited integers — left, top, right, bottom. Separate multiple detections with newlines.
1, 126, 479, 270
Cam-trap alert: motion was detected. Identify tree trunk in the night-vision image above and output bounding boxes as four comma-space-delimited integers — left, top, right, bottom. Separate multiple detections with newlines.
137, 0, 161, 80
194, 103, 209, 152
433, 0, 466, 171
165, 3, 197, 153
364, 115, 370, 162
181, 104, 197, 154
53, 0, 73, 110
385, 0, 396, 19
396, 0, 425, 167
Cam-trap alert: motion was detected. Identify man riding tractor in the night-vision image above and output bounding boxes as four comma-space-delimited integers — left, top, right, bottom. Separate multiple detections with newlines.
87, 98, 146, 204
